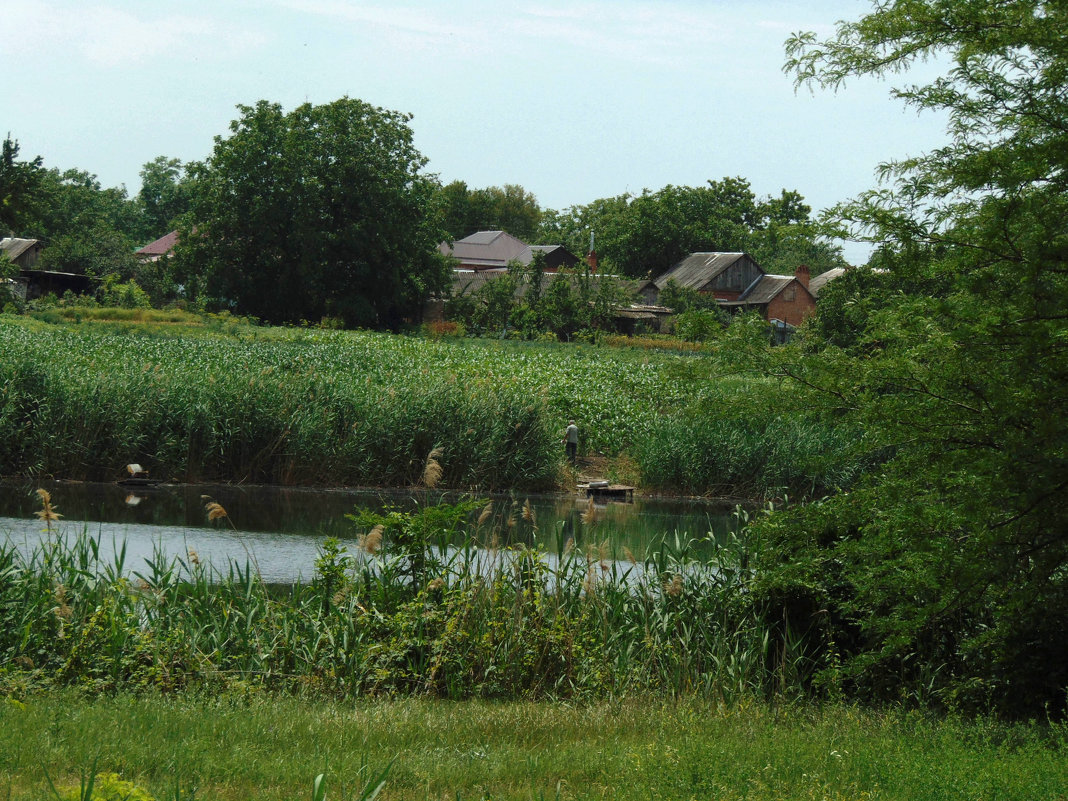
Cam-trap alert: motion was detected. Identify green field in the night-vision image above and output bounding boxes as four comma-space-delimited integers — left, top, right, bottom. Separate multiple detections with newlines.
0, 315, 868, 497
2, 693, 1065, 801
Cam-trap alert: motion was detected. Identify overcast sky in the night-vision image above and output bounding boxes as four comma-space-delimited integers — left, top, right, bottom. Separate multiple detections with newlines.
2, 0, 949, 263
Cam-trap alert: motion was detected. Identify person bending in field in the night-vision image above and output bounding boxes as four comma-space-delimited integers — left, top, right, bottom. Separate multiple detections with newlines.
564, 419, 579, 466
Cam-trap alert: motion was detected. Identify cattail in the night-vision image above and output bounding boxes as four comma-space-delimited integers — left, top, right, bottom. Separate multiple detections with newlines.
422, 447, 444, 488
360, 524, 384, 554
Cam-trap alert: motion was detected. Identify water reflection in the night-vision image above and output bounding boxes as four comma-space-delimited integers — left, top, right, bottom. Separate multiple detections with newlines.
0, 480, 740, 584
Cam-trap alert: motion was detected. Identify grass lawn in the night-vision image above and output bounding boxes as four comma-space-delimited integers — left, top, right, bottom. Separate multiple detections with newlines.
1, 693, 1065, 800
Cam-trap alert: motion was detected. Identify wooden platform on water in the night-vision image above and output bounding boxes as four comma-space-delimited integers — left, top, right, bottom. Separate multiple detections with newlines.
581, 483, 635, 502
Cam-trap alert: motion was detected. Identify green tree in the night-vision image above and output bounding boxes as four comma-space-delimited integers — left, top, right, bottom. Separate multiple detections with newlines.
0, 135, 43, 237
137, 156, 190, 240
439, 181, 543, 242
181, 98, 450, 328
754, 0, 1068, 715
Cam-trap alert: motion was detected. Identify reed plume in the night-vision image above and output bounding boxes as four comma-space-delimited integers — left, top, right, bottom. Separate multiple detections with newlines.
359, 524, 384, 555
34, 489, 62, 533
422, 447, 444, 488
477, 501, 493, 528
580, 497, 597, 525
204, 499, 237, 530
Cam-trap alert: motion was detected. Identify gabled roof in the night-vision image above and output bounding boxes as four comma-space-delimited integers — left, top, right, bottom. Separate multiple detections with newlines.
653, 252, 748, 290
0, 237, 40, 261
719, 274, 812, 307
809, 266, 847, 297
440, 231, 578, 270
439, 230, 528, 268
136, 230, 179, 257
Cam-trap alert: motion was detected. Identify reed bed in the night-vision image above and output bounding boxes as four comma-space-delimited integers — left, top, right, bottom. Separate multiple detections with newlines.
0, 317, 861, 497
0, 503, 796, 703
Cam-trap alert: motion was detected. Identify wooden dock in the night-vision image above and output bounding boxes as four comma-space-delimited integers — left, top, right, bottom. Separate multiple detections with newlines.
582, 482, 635, 502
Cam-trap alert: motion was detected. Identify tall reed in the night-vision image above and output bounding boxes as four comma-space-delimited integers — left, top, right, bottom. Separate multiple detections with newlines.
0, 505, 801, 702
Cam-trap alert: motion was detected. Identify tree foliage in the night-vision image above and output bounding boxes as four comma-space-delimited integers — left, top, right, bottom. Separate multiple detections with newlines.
138, 156, 191, 240
540, 179, 846, 279
439, 181, 543, 242
180, 98, 449, 328
755, 0, 1068, 715
0, 136, 43, 237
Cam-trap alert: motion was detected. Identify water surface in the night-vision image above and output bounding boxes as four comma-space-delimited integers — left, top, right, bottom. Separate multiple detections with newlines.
0, 480, 740, 583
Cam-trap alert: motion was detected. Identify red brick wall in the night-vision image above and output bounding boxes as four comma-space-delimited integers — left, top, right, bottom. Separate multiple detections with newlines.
765, 284, 816, 327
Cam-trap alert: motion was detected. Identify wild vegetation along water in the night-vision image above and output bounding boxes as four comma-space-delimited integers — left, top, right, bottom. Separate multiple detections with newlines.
0, 480, 738, 583
0, 316, 870, 497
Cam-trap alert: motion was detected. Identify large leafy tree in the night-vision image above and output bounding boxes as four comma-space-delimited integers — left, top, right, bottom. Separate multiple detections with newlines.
754, 0, 1068, 714
438, 181, 542, 242
137, 156, 191, 241
181, 98, 449, 328
542, 179, 844, 279
0, 136, 43, 237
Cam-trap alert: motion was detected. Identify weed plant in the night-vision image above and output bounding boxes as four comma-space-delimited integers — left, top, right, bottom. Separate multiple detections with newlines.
0, 498, 797, 703
0, 317, 863, 497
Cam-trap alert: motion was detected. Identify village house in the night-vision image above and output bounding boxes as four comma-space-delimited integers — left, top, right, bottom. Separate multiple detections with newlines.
1, 237, 96, 300
136, 230, 179, 261
641, 251, 817, 327
439, 230, 579, 273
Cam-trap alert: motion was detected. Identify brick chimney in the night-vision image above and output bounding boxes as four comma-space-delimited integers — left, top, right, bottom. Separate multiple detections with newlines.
795, 263, 810, 289
587, 249, 598, 274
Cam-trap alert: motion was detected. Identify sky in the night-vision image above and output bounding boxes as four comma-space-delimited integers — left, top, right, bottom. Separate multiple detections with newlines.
1, 0, 950, 264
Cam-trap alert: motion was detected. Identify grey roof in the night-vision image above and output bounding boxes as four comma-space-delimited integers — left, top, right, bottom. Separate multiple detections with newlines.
653, 252, 748, 290
440, 232, 580, 271
808, 266, 847, 297
439, 231, 528, 268
739, 274, 794, 304
0, 237, 40, 261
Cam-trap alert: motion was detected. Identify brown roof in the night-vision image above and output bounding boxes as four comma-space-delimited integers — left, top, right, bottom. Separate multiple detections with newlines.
136, 230, 179, 257
652, 252, 748, 291
0, 237, 40, 261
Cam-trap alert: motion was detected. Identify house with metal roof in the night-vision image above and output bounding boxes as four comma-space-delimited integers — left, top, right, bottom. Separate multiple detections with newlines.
808, 266, 847, 297
641, 251, 817, 327
1, 237, 44, 270
439, 230, 579, 273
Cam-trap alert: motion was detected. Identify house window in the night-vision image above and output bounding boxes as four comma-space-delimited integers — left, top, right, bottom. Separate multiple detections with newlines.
784, 287, 796, 302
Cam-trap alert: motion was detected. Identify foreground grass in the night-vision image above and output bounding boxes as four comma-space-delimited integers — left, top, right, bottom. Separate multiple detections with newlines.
1, 693, 1064, 800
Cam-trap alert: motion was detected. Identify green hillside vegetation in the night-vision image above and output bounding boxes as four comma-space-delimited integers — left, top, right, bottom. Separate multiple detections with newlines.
0, 314, 867, 496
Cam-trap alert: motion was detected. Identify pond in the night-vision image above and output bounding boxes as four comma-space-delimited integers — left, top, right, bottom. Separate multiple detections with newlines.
0, 480, 742, 584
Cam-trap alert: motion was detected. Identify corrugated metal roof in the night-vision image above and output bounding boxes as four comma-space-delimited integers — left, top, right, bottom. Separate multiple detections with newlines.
738, 274, 795, 305
0, 237, 40, 261
440, 230, 528, 268
653, 252, 748, 290
441, 232, 580, 270
809, 266, 846, 297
